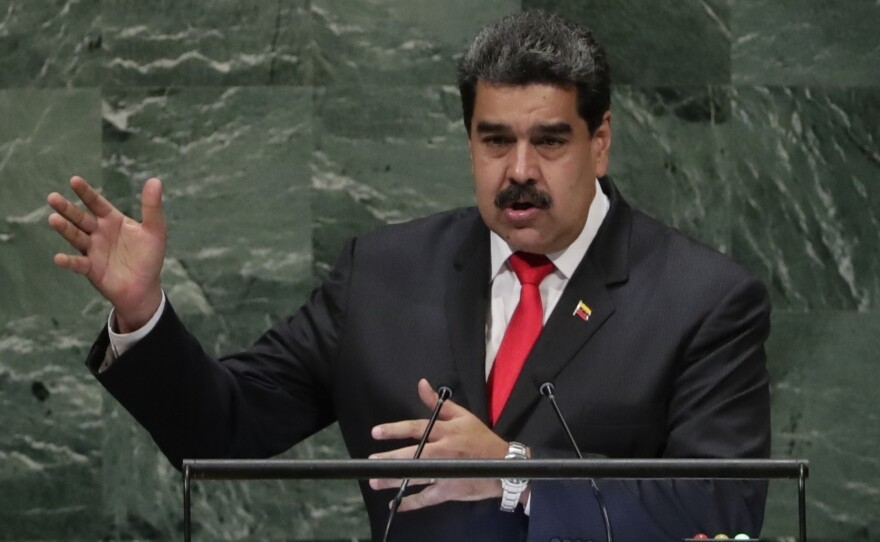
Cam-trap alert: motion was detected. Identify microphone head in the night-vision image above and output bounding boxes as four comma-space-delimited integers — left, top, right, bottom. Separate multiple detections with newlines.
437, 386, 453, 400
539, 381, 555, 398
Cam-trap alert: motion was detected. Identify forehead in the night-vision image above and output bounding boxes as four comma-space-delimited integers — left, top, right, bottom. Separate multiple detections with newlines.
471, 81, 580, 126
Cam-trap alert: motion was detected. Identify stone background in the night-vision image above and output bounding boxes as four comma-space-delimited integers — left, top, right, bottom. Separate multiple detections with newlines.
1, 0, 878, 540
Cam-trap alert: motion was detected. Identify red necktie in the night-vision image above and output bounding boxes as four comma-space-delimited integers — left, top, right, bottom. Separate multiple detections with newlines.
488, 252, 555, 426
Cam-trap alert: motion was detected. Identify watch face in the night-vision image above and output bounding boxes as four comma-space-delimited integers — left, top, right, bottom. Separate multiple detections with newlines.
502, 442, 529, 495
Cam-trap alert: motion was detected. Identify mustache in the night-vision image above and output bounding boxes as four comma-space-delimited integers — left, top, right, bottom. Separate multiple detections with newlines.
494, 183, 552, 209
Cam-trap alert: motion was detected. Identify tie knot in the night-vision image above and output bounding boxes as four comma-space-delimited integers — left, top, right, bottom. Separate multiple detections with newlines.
508, 251, 554, 286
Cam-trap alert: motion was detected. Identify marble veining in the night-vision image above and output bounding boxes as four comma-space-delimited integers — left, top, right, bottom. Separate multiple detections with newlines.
732, 0, 880, 85
102, 0, 312, 86
730, 87, 880, 311
0, 0, 101, 87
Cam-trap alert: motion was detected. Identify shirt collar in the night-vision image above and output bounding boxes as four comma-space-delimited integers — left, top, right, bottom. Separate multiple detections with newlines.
489, 178, 610, 281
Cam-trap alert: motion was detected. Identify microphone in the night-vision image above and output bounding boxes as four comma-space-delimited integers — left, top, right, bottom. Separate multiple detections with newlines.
540, 382, 582, 458
538, 381, 613, 542
382, 385, 452, 542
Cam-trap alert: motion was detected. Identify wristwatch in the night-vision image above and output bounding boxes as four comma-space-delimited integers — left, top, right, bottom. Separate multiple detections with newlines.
500, 441, 529, 512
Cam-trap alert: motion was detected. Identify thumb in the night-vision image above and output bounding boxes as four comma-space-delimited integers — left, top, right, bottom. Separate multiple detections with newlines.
141, 177, 166, 233
418, 378, 439, 409
418, 378, 466, 420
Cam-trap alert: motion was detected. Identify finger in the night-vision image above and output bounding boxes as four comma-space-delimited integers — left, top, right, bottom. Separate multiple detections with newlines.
398, 479, 501, 511
372, 419, 428, 441
53, 253, 92, 275
70, 175, 115, 219
397, 484, 448, 512
140, 178, 165, 233
417, 378, 467, 421
368, 444, 419, 460
48, 213, 91, 253
47, 191, 98, 234
368, 477, 436, 490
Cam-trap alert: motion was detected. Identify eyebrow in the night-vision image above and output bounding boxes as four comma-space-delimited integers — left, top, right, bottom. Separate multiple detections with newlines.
474, 121, 573, 135
475, 121, 511, 134
533, 122, 572, 135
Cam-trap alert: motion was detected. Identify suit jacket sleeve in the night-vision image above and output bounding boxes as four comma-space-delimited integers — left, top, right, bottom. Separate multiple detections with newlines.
85, 240, 357, 469
527, 274, 771, 541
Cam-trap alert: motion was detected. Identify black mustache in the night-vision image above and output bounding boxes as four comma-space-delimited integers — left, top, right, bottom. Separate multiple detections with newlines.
494, 183, 552, 209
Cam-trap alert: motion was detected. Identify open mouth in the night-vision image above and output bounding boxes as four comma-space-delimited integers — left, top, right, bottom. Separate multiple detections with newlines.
511, 201, 535, 211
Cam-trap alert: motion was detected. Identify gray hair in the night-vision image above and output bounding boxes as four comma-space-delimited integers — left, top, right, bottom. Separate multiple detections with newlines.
457, 10, 611, 134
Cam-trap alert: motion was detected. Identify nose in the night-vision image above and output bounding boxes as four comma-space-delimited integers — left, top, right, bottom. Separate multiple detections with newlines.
508, 141, 539, 184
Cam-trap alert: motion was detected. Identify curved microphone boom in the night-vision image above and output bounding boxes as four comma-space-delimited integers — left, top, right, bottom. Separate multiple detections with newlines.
382, 385, 452, 542
539, 381, 613, 542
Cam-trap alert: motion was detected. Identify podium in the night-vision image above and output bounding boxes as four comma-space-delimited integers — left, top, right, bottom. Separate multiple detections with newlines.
181, 458, 809, 541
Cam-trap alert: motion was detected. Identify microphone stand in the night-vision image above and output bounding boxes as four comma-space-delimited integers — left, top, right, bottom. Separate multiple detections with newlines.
382, 386, 452, 542
540, 382, 613, 542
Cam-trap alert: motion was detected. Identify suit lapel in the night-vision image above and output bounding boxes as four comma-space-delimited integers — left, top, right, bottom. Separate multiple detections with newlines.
445, 215, 491, 423
493, 177, 633, 436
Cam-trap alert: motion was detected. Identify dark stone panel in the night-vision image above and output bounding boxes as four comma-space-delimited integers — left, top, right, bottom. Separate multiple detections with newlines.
99, 87, 370, 539
729, 87, 880, 311
524, 0, 731, 85
0, 89, 104, 538
732, 0, 880, 85
1, 89, 103, 321
0, 0, 102, 88
0, 341, 105, 539
101, 86, 314, 350
97, 86, 370, 539
610, 85, 732, 252
312, 84, 474, 274
312, 0, 520, 85
102, 400, 368, 540
763, 311, 880, 540
102, 0, 311, 87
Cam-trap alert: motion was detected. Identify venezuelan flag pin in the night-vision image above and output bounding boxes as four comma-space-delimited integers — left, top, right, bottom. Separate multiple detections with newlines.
573, 300, 591, 321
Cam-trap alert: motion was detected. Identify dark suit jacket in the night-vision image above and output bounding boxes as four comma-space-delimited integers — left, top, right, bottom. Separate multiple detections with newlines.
87, 177, 771, 541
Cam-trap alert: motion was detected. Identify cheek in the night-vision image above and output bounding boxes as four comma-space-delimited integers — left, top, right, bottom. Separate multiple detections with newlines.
472, 161, 503, 191
472, 172, 496, 207
546, 164, 594, 210
543, 161, 579, 196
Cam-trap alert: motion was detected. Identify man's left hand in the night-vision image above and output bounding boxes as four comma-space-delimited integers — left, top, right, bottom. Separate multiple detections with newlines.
368, 378, 511, 512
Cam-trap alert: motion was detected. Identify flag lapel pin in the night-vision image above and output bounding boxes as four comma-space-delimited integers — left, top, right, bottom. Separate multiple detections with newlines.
572, 300, 591, 322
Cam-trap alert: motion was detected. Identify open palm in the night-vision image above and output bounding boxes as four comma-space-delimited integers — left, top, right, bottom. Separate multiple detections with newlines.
47, 176, 167, 332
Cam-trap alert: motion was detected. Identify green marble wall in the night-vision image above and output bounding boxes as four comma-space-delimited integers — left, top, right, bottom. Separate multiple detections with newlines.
1, 0, 877, 540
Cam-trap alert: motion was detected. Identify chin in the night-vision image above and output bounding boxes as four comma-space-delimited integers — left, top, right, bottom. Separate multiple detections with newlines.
505, 231, 552, 255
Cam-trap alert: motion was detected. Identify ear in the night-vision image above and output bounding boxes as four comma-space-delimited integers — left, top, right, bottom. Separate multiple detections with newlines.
592, 111, 612, 178
467, 134, 475, 171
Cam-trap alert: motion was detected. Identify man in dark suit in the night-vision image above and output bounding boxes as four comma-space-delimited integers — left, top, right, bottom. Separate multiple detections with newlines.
46, 11, 769, 542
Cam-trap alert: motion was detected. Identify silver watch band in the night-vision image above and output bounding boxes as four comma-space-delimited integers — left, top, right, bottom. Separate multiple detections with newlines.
500, 441, 528, 512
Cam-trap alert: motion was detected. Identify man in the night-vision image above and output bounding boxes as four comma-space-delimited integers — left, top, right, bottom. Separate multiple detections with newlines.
47, 11, 770, 541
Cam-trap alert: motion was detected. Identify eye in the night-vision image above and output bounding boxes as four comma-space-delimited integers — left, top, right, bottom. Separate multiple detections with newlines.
483, 135, 513, 148
535, 137, 566, 148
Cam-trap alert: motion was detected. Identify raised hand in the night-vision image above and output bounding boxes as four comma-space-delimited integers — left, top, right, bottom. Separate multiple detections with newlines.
47, 176, 167, 332
369, 379, 516, 512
